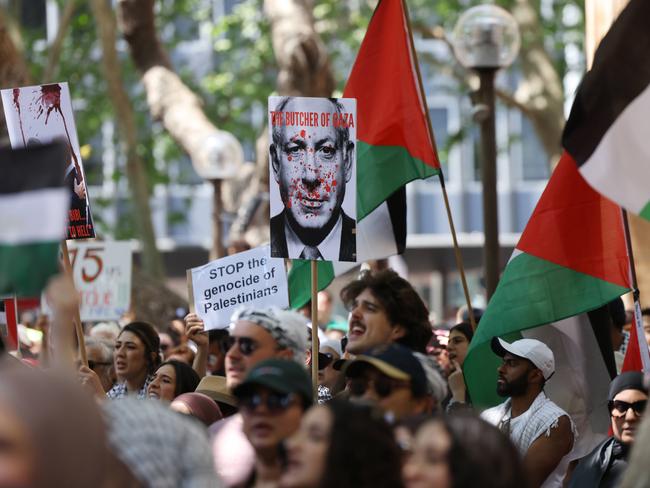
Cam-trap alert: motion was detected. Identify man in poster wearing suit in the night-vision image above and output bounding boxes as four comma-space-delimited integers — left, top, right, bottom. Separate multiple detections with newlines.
270, 97, 356, 262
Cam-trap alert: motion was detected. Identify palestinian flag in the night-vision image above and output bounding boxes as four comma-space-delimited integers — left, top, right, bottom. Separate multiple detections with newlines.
288, 0, 440, 308
621, 300, 650, 373
464, 152, 631, 409
562, 0, 650, 220
0, 143, 69, 297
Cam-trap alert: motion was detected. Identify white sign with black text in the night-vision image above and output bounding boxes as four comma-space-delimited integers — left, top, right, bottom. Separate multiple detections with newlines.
67, 241, 132, 321
190, 246, 288, 330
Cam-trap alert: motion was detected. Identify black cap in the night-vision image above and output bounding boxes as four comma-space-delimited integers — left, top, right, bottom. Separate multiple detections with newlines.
608, 371, 648, 401
345, 343, 428, 397
233, 359, 312, 407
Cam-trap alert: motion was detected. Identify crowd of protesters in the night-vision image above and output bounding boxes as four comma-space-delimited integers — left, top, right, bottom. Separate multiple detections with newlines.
1, 267, 650, 488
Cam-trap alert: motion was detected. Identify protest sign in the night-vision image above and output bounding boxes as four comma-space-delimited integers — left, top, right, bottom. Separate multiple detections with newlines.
189, 246, 289, 330
1, 82, 95, 240
268, 96, 357, 262
65, 241, 132, 321
0, 297, 18, 351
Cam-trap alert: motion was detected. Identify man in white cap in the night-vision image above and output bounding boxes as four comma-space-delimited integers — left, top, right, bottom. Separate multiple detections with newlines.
481, 337, 575, 488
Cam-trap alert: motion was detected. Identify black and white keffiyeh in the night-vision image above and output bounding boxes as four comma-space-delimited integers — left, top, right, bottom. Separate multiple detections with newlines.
230, 306, 308, 365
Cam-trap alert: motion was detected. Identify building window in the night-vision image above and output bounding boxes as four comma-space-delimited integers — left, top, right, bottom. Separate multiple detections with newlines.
520, 116, 550, 180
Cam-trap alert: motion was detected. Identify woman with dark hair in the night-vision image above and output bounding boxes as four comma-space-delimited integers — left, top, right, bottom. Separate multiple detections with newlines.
445, 322, 473, 409
0, 357, 141, 487
402, 413, 526, 488
106, 321, 161, 399
147, 360, 201, 402
281, 400, 404, 488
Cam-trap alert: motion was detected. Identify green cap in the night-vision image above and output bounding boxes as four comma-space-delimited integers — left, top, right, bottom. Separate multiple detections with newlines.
233, 359, 313, 407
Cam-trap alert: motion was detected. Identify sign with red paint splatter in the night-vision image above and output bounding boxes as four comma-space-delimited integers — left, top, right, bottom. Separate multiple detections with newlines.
269, 96, 357, 262
1, 83, 95, 240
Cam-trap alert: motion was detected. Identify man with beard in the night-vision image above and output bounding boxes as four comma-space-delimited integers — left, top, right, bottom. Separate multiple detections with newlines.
339, 269, 432, 355
481, 337, 574, 488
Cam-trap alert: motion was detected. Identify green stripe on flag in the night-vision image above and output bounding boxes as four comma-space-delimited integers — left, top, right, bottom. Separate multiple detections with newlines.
0, 242, 60, 297
356, 141, 439, 220
288, 260, 336, 310
464, 251, 629, 408
640, 201, 650, 221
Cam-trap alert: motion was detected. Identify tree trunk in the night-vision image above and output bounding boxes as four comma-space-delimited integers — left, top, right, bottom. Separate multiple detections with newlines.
229, 0, 335, 246
89, 0, 165, 280
0, 9, 30, 142
264, 0, 335, 97
116, 0, 242, 181
510, 0, 566, 167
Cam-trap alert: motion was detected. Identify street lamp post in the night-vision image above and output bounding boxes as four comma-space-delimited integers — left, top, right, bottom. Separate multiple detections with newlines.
452, 5, 520, 299
193, 130, 245, 260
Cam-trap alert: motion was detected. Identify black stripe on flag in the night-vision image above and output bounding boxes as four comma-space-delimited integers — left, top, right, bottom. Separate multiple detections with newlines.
386, 186, 407, 254
0, 142, 67, 195
562, 0, 650, 166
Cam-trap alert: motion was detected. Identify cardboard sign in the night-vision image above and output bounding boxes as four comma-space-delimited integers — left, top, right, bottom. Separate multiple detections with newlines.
1, 82, 95, 240
67, 241, 132, 321
0, 297, 18, 351
268, 96, 357, 262
189, 246, 289, 330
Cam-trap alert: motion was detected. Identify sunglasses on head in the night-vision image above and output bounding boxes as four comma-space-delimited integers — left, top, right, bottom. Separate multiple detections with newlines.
608, 399, 647, 417
318, 352, 334, 370
349, 375, 410, 399
239, 391, 298, 414
220, 336, 258, 356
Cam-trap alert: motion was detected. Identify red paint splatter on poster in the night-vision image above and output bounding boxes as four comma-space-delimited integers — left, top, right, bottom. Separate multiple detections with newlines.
37, 84, 83, 183
12, 88, 27, 147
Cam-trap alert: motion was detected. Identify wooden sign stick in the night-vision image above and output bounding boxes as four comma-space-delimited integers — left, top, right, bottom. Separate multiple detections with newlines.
310, 260, 319, 401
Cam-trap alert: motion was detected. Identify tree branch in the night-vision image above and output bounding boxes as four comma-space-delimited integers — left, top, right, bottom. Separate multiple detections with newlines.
0, 9, 30, 141
43, 0, 78, 82
116, 0, 243, 182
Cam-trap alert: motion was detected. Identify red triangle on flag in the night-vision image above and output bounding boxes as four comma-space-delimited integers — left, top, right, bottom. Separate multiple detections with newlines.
343, 0, 439, 169
517, 151, 630, 289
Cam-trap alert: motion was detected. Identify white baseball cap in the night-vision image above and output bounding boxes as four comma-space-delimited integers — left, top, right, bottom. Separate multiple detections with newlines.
491, 337, 555, 380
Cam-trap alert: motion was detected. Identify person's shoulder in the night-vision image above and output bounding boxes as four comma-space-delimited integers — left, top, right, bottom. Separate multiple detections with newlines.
480, 401, 508, 424
270, 211, 285, 228
341, 209, 356, 225
545, 398, 573, 423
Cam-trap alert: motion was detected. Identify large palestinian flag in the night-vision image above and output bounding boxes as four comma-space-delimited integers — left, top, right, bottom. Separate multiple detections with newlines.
288, 0, 440, 308
562, 0, 650, 220
464, 152, 631, 409
0, 143, 69, 297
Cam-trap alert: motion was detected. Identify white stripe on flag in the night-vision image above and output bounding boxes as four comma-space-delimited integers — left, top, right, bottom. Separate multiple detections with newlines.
580, 84, 650, 214
507, 248, 523, 265
0, 188, 68, 244
523, 315, 610, 461
356, 202, 399, 262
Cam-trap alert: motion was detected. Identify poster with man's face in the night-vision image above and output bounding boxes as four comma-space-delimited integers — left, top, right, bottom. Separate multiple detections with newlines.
1, 82, 95, 240
268, 96, 356, 262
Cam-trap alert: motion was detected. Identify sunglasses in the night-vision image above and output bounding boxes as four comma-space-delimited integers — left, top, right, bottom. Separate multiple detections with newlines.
220, 336, 258, 356
608, 399, 647, 418
318, 352, 334, 370
239, 392, 298, 414
88, 360, 112, 370
349, 376, 410, 399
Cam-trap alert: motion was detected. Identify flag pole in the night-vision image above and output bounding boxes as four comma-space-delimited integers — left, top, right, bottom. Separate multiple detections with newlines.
621, 209, 650, 371
401, 0, 477, 331
310, 260, 319, 400
60, 240, 88, 367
